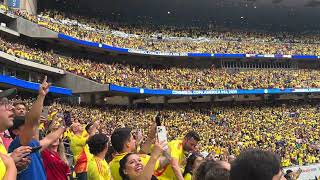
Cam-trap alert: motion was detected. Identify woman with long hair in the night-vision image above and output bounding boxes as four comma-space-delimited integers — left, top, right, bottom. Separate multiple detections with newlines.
183, 153, 204, 180
119, 141, 166, 180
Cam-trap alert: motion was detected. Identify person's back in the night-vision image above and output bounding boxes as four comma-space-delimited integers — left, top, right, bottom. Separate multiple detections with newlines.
230, 149, 286, 180
87, 133, 112, 180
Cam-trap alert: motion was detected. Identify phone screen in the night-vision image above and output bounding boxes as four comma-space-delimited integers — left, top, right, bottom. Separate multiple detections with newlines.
156, 126, 168, 150
155, 114, 161, 126
63, 111, 72, 127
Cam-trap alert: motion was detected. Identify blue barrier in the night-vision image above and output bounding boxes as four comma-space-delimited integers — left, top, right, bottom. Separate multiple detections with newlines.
58, 33, 320, 59
109, 84, 320, 95
0, 75, 72, 95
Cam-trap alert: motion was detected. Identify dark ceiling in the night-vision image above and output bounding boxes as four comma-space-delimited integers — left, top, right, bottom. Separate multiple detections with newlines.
39, 0, 320, 31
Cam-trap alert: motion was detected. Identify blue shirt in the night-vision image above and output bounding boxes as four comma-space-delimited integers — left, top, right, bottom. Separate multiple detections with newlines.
8, 137, 46, 180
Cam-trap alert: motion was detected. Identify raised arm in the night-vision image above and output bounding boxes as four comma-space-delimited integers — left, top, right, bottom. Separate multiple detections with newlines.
20, 76, 50, 145
139, 123, 156, 154
40, 127, 66, 152
138, 141, 166, 180
88, 121, 99, 137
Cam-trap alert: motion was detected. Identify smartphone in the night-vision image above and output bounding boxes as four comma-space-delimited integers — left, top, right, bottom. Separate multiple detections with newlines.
63, 111, 72, 127
23, 145, 42, 158
155, 113, 161, 126
156, 126, 168, 149
31, 145, 42, 153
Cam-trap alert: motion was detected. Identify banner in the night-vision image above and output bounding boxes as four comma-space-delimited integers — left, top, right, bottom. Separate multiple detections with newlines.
283, 164, 320, 180
109, 84, 320, 96
7, 0, 20, 8
58, 33, 320, 60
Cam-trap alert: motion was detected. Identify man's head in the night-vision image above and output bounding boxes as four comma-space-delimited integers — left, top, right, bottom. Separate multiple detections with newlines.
183, 131, 200, 152
230, 149, 285, 180
87, 133, 109, 156
70, 122, 83, 134
0, 89, 17, 132
111, 128, 136, 153
13, 102, 27, 116
8, 116, 25, 139
194, 160, 230, 180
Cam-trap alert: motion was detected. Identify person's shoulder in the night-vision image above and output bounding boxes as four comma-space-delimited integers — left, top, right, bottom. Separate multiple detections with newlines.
8, 137, 21, 152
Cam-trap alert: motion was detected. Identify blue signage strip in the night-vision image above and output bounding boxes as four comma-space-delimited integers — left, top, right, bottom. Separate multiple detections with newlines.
109, 84, 320, 96
58, 33, 320, 59
0, 75, 72, 95
8, 0, 20, 8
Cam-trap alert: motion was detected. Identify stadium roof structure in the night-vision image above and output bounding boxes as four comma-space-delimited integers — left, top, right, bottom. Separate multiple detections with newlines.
43, 0, 320, 31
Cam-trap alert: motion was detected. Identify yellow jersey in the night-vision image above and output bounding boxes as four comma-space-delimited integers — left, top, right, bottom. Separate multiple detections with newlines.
109, 152, 160, 180
157, 139, 186, 180
183, 173, 192, 180
88, 156, 112, 180
69, 130, 93, 173
0, 139, 7, 179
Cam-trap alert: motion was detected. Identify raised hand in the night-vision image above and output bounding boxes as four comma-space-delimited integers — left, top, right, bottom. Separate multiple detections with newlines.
39, 76, 51, 97
151, 141, 167, 159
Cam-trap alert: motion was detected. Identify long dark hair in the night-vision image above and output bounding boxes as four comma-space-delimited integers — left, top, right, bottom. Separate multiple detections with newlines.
119, 153, 158, 180
119, 153, 133, 180
183, 153, 199, 177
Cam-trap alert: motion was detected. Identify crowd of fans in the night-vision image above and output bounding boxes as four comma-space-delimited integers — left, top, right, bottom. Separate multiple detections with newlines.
6, 94, 320, 169
1, 35, 320, 90
7, 9, 320, 55
0, 82, 319, 179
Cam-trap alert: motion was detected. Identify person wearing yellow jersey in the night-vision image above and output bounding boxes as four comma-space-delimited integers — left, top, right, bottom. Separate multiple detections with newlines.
70, 121, 99, 180
87, 133, 112, 180
0, 153, 16, 180
110, 127, 167, 180
157, 131, 201, 180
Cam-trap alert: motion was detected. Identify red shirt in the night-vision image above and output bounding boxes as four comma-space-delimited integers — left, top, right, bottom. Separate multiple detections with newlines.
0, 131, 12, 150
41, 149, 71, 180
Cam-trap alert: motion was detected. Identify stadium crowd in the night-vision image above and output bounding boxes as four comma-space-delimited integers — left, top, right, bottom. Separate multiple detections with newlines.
1, 35, 320, 90
0, 81, 318, 179
9, 9, 320, 55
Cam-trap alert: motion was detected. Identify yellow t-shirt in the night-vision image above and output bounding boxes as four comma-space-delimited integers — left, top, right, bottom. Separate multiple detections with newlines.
110, 152, 160, 180
184, 173, 192, 180
88, 156, 112, 180
0, 154, 6, 180
157, 139, 186, 180
69, 130, 93, 173
0, 140, 7, 179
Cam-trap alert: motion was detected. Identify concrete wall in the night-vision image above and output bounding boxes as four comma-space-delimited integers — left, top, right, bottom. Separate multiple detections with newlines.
0, 51, 64, 74
56, 72, 109, 94
10, 17, 58, 38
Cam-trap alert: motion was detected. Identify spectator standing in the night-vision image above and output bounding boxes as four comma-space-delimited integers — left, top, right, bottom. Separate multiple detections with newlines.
41, 126, 71, 180
69, 121, 99, 180
157, 131, 200, 180
230, 149, 286, 180
87, 133, 112, 180
8, 77, 66, 180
